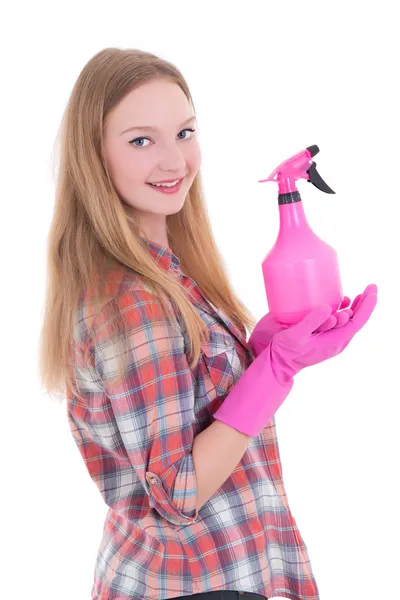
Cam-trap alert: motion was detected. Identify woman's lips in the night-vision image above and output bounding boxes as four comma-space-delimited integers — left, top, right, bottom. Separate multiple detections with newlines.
147, 176, 184, 186
145, 177, 185, 194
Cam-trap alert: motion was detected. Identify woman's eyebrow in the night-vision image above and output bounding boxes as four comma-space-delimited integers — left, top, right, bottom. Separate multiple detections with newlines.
120, 116, 197, 135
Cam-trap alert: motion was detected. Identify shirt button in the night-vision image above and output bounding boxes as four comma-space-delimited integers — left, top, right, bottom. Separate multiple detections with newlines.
224, 340, 230, 346
146, 473, 157, 484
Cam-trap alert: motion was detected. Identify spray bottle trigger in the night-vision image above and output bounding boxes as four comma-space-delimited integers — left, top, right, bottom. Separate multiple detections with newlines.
306, 163, 336, 194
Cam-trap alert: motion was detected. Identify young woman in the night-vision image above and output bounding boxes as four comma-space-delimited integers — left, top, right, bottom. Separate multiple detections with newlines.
38, 48, 377, 600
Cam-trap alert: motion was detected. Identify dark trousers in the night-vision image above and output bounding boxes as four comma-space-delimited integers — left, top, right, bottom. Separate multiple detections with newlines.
169, 591, 267, 600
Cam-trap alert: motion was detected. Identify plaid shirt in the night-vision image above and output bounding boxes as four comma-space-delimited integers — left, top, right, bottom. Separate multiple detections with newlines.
67, 238, 320, 600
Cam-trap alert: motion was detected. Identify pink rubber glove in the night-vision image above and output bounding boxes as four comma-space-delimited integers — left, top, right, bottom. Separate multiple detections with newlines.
214, 285, 377, 438
248, 292, 365, 359
269, 284, 378, 384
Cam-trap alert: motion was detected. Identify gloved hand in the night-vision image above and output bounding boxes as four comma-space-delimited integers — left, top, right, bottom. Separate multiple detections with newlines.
248, 294, 360, 359
213, 284, 377, 438
269, 284, 378, 385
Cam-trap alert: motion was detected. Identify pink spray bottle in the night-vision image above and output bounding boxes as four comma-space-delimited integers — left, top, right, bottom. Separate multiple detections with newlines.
259, 145, 343, 324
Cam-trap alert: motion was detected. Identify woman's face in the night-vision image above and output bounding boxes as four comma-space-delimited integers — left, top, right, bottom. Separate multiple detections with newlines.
103, 79, 202, 245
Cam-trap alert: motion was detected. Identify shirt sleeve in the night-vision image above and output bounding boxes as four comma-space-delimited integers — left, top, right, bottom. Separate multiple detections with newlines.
86, 288, 200, 527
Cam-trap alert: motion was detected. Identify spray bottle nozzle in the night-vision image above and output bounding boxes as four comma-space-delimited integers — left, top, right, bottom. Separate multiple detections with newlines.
305, 144, 335, 193
258, 144, 335, 195
306, 144, 320, 158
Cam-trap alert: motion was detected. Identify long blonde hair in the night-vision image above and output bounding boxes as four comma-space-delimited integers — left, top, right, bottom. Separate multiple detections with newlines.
38, 47, 257, 403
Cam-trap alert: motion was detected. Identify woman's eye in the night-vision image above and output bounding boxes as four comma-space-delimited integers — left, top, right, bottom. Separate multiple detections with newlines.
129, 128, 196, 148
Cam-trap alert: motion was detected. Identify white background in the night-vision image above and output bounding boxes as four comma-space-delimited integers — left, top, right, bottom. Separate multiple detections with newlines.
1, 1, 399, 599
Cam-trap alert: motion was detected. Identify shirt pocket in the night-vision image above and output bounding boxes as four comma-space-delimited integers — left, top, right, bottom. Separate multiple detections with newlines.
200, 327, 237, 397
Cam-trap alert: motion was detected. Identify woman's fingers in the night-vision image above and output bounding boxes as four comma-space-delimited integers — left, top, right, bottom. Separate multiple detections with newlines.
273, 286, 377, 342
334, 308, 353, 327
313, 295, 352, 334
348, 292, 377, 332
351, 284, 378, 315
339, 296, 351, 310
313, 314, 337, 333
351, 294, 362, 313
315, 286, 377, 334
313, 307, 353, 333
288, 304, 333, 343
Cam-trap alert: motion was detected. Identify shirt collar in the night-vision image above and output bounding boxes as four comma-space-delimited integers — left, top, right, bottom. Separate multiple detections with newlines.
140, 236, 182, 276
